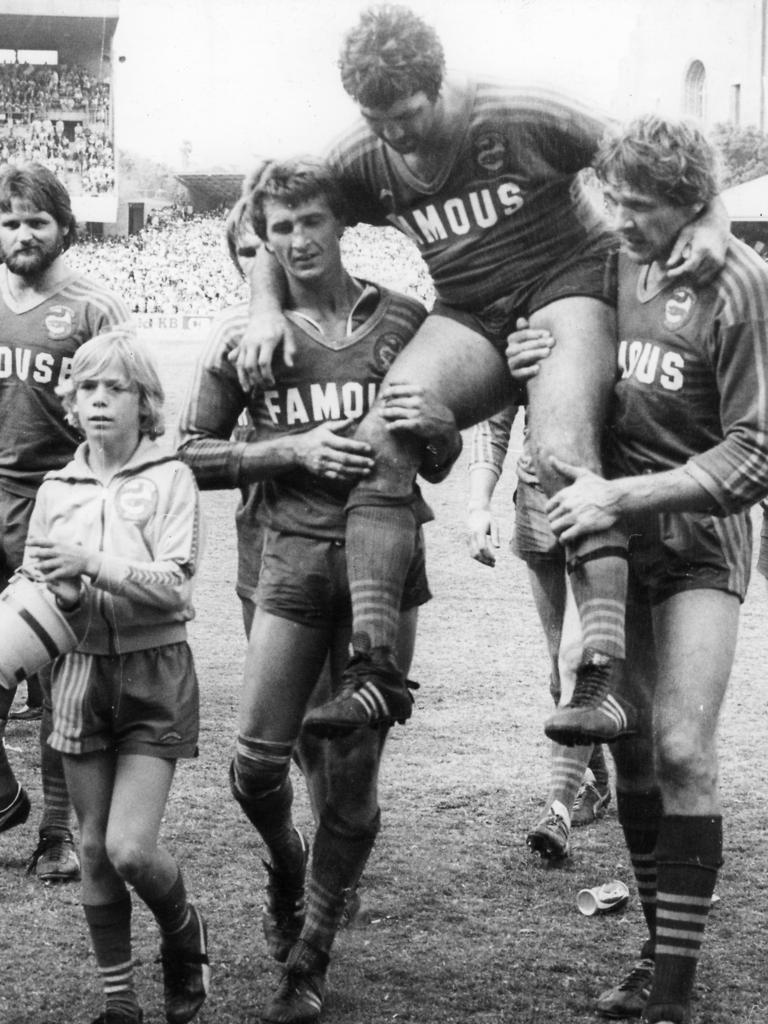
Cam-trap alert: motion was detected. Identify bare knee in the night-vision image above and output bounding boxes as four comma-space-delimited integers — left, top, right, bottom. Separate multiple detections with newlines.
106, 835, 156, 886
655, 726, 718, 802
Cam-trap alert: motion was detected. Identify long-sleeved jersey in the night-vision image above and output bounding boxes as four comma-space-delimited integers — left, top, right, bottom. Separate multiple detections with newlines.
326, 78, 609, 312
177, 283, 429, 540
609, 239, 768, 513
0, 270, 131, 496
24, 438, 203, 656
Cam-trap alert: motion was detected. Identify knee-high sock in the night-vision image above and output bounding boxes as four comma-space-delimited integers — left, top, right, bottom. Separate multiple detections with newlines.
645, 814, 722, 1023
346, 494, 418, 653
617, 788, 663, 944
230, 738, 303, 874
302, 806, 380, 956
84, 895, 140, 1019
143, 867, 195, 948
38, 703, 73, 835
587, 742, 609, 787
0, 715, 20, 806
546, 743, 593, 820
567, 527, 628, 659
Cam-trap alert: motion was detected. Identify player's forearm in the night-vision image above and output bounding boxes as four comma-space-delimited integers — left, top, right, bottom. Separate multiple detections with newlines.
238, 436, 310, 481
247, 246, 288, 315
467, 466, 499, 510
609, 466, 717, 517
699, 194, 729, 237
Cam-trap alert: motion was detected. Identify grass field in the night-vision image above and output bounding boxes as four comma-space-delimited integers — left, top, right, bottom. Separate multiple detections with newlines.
1, 335, 767, 1024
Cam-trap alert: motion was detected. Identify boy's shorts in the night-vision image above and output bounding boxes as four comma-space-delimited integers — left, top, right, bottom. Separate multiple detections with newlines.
235, 481, 264, 605
432, 234, 616, 354
627, 508, 752, 604
511, 479, 564, 564
49, 641, 199, 759
257, 527, 431, 629
757, 507, 768, 580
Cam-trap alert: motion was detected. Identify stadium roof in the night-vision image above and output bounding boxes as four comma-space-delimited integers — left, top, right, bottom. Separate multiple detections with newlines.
723, 174, 768, 222
176, 174, 245, 209
0, 4, 119, 51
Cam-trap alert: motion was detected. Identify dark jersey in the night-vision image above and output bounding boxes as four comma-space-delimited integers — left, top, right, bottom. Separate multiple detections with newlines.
0, 271, 131, 496
326, 78, 608, 312
608, 239, 768, 513
177, 284, 428, 539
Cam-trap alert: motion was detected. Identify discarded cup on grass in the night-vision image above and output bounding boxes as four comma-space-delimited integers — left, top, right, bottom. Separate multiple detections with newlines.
576, 879, 630, 916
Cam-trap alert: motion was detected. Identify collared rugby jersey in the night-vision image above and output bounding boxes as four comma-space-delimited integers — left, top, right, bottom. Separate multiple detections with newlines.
609, 239, 768, 513
178, 285, 427, 539
0, 272, 131, 496
326, 78, 609, 312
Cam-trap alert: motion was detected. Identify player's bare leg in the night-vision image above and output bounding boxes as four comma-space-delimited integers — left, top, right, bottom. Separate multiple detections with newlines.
303, 316, 513, 737
526, 297, 633, 745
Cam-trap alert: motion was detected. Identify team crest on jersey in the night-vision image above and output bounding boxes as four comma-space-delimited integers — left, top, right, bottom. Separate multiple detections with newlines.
473, 131, 509, 174
372, 333, 407, 373
45, 305, 75, 339
664, 287, 695, 331
115, 477, 158, 525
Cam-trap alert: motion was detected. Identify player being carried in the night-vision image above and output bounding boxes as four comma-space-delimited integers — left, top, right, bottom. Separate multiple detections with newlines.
236, 4, 729, 744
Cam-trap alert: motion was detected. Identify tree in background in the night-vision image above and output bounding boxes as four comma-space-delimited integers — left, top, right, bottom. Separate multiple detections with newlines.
711, 123, 768, 188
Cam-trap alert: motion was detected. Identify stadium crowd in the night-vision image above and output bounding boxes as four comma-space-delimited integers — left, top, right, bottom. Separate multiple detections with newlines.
0, 61, 113, 194
67, 209, 434, 316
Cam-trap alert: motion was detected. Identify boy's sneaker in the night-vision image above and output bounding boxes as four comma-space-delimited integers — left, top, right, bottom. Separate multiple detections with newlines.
263, 832, 308, 962
571, 781, 611, 827
90, 1011, 143, 1024
27, 830, 81, 882
597, 957, 654, 1018
544, 649, 636, 745
160, 903, 210, 1024
303, 648, 411, 738
261, 939, 328, 1024
0, 783, 30, 834
526, 808, 570, 860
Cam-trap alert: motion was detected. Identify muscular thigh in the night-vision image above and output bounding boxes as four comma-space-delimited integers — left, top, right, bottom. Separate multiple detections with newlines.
527, 297, 616, 492
380, 313, 515, 430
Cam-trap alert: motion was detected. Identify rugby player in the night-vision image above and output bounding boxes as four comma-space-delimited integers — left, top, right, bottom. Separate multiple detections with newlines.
178, 157, 460, 1024
522, 115, 768, 1024
236, 4, 729, 744
0, 162, 131, 881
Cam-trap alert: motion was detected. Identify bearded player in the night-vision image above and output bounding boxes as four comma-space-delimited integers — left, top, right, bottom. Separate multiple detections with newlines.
518, 115, 768, 1024
0, 162, 131, 881
236, 5, 729, 745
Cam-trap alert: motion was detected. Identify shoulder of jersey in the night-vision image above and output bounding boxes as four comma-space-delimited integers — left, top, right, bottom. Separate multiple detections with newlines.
713, 237, 768, 321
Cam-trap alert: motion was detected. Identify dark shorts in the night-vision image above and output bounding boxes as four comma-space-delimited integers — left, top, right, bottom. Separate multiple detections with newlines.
235, 482, 264, 605
432, 234, 616, 353
257, 526, 431, 629
49, 641, 199, 759
0, 486, 35, 590
627, 508, 752, 604
511, 479, 564, 563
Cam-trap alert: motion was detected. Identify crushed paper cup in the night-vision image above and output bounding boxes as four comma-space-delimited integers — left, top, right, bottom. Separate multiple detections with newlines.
577, 879, 630, 916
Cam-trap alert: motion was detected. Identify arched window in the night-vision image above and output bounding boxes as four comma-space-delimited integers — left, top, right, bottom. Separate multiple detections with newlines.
684, 60, 706, 119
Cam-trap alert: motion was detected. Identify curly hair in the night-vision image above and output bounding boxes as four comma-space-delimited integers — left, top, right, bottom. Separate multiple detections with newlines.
594, 115, 719, 208
339, 5, 445, 108
0, 161, 77, 250
57, 328, 166, 439
232, 157, 347, 247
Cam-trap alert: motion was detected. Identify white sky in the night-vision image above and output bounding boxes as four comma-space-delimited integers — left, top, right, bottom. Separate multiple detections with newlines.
113, 0, 640, 170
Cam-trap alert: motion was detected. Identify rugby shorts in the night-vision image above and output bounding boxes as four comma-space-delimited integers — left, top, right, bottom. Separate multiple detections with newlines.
257, 526, 431, 629
49, 641, 199, 758
431, 233, 616, 354
0, 485, 35, 589
234, 481, 264, 605
511, 478, 564, 564
627, 507, 752, 604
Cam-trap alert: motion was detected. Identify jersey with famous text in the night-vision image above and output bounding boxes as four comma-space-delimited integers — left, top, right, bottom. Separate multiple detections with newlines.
177, 285, 427, 539
608, 238, 768, 513
0, 273, 132, 496
326, 78, 609, 312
